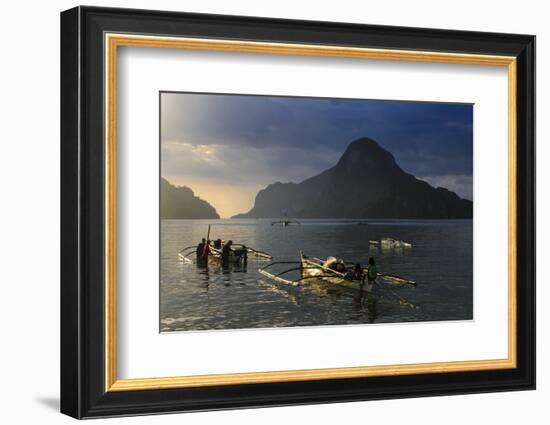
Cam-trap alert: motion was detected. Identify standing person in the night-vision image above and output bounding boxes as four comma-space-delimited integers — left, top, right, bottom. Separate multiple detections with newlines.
241, 245, 248, 265
196, 238, 206, 261
351, 263, 364, 281
366, 257, 378, 286
204, 240, 211, 258
352, 263, 368, 307
222, 240, 233, 264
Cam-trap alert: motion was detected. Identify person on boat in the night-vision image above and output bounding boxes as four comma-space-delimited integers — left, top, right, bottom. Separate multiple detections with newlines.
241, 244, 248, 264
214, 238, 222, 249
351, 264, 368, 305
335, 259, 347, 273
352, 263, 364, 281
196, 238, 206, 258
222, 240, 233, 263
366, 257, 378, 285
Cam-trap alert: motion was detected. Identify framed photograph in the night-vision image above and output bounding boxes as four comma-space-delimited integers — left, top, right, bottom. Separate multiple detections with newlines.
60, 6, 535, 419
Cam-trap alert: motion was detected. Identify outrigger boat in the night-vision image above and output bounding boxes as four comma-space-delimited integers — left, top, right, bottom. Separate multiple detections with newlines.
259, 252, 416, 290
369, 238, 412, 248
178, 225, 273, 265
178, 242, 273, 265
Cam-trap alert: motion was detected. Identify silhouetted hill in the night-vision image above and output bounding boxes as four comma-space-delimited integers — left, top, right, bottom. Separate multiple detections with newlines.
160, 178, 220, 219
233, 138, 472, 219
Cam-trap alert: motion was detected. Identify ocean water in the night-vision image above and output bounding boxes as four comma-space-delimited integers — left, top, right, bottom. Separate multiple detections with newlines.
160, 219, 473, 332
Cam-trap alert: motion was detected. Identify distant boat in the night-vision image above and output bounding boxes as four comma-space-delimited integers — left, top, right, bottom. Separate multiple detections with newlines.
271, 218, 301, 227
369, 238, 412, 248
272, 214, 300, 227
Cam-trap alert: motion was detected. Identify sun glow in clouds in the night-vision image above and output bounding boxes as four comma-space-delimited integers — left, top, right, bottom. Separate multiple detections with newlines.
160, 91, 473, 218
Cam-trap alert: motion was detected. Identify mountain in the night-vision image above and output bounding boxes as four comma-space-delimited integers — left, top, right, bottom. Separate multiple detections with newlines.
232, 138, 472, 219
160, 178, 220, 219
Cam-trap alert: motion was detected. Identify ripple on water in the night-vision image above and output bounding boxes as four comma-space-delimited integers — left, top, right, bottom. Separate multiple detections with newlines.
160, 219, 473, 332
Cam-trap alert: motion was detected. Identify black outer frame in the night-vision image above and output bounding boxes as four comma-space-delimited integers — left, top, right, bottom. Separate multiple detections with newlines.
60, 6, 535, 419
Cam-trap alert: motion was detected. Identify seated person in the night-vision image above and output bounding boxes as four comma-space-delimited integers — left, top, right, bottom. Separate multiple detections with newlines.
335, 259, 347, 273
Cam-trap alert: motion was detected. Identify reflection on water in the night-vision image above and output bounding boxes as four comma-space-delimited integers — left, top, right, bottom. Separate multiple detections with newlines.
160, 219, 473, 332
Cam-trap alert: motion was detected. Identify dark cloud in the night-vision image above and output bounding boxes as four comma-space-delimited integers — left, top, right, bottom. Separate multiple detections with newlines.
161, 92, 473, 198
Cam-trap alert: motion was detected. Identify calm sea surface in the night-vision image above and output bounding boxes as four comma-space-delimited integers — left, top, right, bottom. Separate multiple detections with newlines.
160, 219, 473, 332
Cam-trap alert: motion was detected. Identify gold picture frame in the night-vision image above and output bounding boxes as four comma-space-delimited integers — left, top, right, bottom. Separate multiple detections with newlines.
104, 34, 517, 392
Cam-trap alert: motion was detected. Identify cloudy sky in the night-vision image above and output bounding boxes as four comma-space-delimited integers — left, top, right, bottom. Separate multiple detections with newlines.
161, 92, 473, 218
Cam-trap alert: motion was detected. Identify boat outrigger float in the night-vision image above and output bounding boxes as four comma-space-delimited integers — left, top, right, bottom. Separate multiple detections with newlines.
259, 252, 416, 289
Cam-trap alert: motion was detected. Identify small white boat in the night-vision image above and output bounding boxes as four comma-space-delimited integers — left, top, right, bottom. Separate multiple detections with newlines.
369, 238, 412, 248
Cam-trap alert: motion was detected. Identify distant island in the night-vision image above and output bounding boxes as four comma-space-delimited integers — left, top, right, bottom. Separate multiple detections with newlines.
232, 138, 472, 219
160, 177, 220, 219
